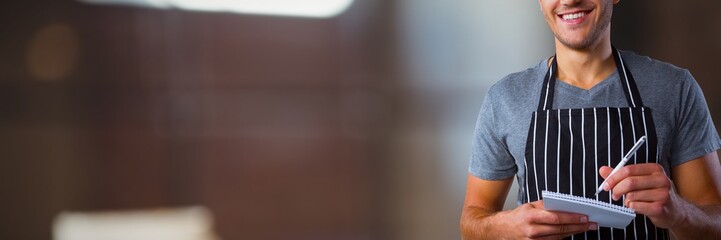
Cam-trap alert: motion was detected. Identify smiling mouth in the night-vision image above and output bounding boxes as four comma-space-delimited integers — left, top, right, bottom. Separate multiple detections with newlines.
558, 10, 592, 21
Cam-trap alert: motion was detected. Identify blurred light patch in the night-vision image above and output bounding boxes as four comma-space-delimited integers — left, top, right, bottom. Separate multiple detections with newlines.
26, 23, 80, 82
79, 0, 355, 18
53, 206, 219, 240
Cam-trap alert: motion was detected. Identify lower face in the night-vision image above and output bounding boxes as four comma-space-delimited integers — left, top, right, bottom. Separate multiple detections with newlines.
542, 0, 614, 50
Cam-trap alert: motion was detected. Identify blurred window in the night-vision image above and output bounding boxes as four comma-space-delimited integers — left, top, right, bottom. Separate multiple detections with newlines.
79, 0, 354, 18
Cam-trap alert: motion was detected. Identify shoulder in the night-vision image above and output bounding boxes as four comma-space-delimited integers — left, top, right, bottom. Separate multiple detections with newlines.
620, 50, 699, 109
487, 60, 546, 101
620, 50, 692, 85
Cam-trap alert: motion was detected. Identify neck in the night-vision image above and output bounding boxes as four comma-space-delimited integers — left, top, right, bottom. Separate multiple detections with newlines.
553, 34, 616, 90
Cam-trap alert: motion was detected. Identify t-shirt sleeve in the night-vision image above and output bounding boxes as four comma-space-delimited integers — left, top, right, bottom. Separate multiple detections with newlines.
468, 87, 518, 180
669, 70, 721, 167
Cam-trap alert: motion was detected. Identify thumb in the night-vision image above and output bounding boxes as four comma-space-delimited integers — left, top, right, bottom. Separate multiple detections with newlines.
599, 166, 613, 179
529, 200, 545, 209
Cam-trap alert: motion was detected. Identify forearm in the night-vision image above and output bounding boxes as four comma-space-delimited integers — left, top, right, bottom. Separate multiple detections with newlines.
460, 206, 507, 240
669, 199, 721, 239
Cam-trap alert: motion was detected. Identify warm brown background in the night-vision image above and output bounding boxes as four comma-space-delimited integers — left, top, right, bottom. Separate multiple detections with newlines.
2, 0, 395, 239
1, 1, 719, 240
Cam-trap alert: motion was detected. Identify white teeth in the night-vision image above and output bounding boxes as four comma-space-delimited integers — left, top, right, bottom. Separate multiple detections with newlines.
562, 12, 586, 20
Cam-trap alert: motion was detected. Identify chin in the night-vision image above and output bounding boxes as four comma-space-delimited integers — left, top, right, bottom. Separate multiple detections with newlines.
556, 33, 597, 50
561, 40, 590, 49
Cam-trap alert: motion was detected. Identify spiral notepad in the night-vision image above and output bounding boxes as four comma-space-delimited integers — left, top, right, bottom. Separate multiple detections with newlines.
542, 191, 635, 228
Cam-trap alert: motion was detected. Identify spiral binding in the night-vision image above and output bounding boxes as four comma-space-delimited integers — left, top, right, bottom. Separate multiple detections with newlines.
542, 190, 635, 215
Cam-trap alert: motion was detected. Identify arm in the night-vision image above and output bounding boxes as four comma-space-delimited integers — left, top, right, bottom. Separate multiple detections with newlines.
460, 174, 594, 240
599, 152, 721, 239
667, 152, 721, 238
460, 174, 513, 240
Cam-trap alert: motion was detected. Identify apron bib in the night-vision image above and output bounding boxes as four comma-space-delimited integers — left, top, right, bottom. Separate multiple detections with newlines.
522, 48, 669, 240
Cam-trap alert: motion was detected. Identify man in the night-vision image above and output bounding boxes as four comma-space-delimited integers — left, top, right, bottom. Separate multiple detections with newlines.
460, 0, 721, 239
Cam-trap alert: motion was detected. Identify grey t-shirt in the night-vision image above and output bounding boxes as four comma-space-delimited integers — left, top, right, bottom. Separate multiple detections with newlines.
469, 50, 721, 204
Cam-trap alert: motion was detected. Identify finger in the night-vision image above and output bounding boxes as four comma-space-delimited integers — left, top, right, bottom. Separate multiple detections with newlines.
526, 223, 597, 238
611, 175, 672, 200
627, 201, 665, 218
599, 164, 664, 191
529, 200, 544, 209
599, 163, 662, 179
624, 189, 669, 207
599, 166, 613, 178
623, 189, 671, 207
528, 210, 589, 225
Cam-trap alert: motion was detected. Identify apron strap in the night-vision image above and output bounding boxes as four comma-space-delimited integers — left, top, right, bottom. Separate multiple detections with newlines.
612, 47, 644, 108
537, 56, 558, 111
537, 46, 645, 111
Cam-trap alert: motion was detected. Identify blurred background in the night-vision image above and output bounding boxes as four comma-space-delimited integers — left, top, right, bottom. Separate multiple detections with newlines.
1, 0, 719, 239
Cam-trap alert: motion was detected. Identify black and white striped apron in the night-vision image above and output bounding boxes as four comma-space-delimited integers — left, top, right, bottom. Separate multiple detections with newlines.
522, 48, 670, 240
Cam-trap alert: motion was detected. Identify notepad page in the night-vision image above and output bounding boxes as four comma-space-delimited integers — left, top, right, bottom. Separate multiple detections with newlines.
542, 191, 636, 229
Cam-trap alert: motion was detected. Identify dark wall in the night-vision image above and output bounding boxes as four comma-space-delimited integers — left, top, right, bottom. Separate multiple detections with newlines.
613, 2, 721, 127
0, 0, 395, 239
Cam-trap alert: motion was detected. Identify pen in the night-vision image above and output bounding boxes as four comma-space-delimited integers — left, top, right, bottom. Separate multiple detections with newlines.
594, 136, 647, 196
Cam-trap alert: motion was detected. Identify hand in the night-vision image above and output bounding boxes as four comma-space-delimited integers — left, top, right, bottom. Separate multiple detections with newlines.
599, 163, 686, 228
497, 200, 596, 240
